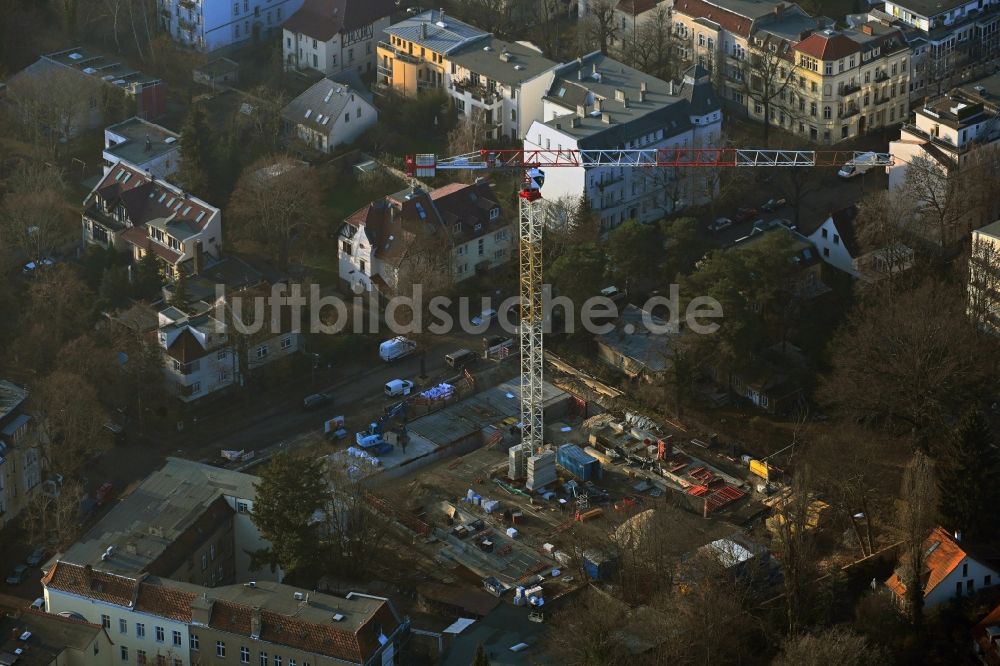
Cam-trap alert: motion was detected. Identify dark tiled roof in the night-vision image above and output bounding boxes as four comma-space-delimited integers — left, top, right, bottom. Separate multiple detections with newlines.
121, 226, 182, 264
430, 180, 505, 242
42, 561, 139, 608
86, 164, 215, 234
283, 0, 394, 42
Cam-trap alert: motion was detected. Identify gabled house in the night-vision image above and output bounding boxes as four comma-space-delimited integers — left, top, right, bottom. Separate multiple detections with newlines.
282, 0, 393, 76
0, 380, 42, 530
338, 180, 512, 295
281, 72, 377, 152
807, 205, 915, 280
81, 163, 221, 280
886, 526, 1000, 608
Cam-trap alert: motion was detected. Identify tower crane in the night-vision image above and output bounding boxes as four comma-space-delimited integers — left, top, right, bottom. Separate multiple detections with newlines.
406, 147, 893, 477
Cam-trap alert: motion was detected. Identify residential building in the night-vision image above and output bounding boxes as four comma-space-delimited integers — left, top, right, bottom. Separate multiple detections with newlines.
282, 0, 393, 76
0, 380, 42, 530
523, 56, 722, 229
969, 219, 1000, 333
81, 163, 222, 280
875, 0, 1000, 102
889, 72, 1000, 189
281, 72, 378, 152
595, 304, 677, 381
446, 37, 557, 142
156, 297, 301, 401
339, 180, 512, 294
188, 582, 407, 666
103, 117, 181, 179
886, 526, 1000, 607
0, 606, 115, 666
973, 601, 1000, 665
806, 205, 915, 281
5, 47, 167, 132
58, 458, 277, 584
158, 0, 305, 52
377, 9, 489, 97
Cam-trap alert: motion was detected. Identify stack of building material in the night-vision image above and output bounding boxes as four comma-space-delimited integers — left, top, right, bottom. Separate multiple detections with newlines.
526, 450, 557, 490
508, 446, 528, 480
420, 383, 455, 401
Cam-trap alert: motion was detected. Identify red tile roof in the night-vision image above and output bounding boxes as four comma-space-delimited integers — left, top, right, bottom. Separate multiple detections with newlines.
792, 31, 860, 60
134, 585, 196, 623
42, 561, 139, 608
87, 164, 215, 234
673, 0, 754, 37
886, 527, 969, 599
283, 0, 394, 43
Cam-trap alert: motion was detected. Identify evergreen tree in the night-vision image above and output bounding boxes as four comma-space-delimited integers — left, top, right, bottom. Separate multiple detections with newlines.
178, 103, 213, 198
170, 272, 192, 311
569, 194, 600, 244
132, 247, 162, 301
99, 266, 131, 309
471, 643, 490, 666
937, 409, 1000, 540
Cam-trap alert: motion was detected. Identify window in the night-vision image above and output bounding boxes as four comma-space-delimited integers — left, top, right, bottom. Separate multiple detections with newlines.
137, 651, 147, 666
345, 113, 350, 123
356, 107, 361, 119
810, 102, 817, 117
963, 563, 968, 577
240, 647, 250, 664
217, 642, 227, 658
256, 345, 268, 360
825, 62, 833, 75
968, 579, 975, 593
201, 553, 208, 570
234, 2, 239, 13
823, 106, 831, 119
833, 234, 840, 245
956, 581, 963, 595
237, 500, 249, 513
823, 247, 830, 257
275, 657, 282, 666
218, 350, 227, 360
191, 634, 200, 651
121, 647, 129, 662
235, 24, 240, 38
281, 337, 292, 350
489, 207, 500, 220
101, 614, 110, 628
313, 54, 318, 68
156, 626, 164, 642
120, 619, 127, 634
478, 239, 485, 256
260, 654, 268, 666
173, 631, 182, 647
986, 575, 993, 587
289, 661, 296, 666
210, 543, 217, 560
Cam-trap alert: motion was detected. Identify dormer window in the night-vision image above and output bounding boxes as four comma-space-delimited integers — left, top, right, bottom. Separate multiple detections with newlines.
474, 223, 482, 232
489, 207, 500, 220
453, 223, 462, 233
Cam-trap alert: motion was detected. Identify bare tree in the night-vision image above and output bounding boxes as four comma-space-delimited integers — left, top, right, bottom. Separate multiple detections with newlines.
228, 155, 323, 271
0, 161, 71, 262
623, 6, 682, 80
967, 231, 1000, 332
582, 0, 620, 55
854, 190, 919, 290
30, 371, 110, 480
741, 36, 797, 147
21, 479, 86, 550
770, 468, 820, 634
5, 67, 101, 154
446, 106, 490, 166
773, 627, 885, 666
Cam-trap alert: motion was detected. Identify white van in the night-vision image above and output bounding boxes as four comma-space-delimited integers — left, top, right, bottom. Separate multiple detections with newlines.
838, 152, 878, 178
384, 379, 414, 397
379, 337, 417, 362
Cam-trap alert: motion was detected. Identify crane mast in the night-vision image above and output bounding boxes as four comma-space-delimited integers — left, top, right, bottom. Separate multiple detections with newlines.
406, 149, 893, 479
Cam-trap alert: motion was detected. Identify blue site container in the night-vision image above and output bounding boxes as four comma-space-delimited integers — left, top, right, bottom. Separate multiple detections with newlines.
557, 444, 602, 481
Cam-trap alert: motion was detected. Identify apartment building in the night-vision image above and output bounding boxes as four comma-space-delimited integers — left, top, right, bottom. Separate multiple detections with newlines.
339, 180, 513, 293
446, 37, 557, 142
82, 163, 222, 280
874, 0, 1000, 102
103, 117, 181, 179
523, 56, 722, 229
969, 219, 1000, 333
158, 0, 305, 52
282, 0, 393, 76
377, 9, 488, 97
888, 71, 1000, 224
0, 380, 42, 530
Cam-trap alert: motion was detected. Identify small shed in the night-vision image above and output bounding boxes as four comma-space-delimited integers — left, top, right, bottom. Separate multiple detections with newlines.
193, 58, 239, 89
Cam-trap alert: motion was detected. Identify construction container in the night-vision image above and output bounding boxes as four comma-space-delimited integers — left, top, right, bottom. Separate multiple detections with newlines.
583, 549, 619, 581
557, 444, 601, 481
506, 527, 518, 539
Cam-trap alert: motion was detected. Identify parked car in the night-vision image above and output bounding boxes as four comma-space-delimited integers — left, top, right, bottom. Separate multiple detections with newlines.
6, 565, 28, 585
760, 197, 786, 212
22, 258, 55, 275
471, 308, 498, 327
379, 336, 417, 362
384, 379, 414, 397
303, 392, 334, 410
30, 598, 44, 610
26, 546, 47, 567
708, 217, 733, 232
733, 207, 758, 224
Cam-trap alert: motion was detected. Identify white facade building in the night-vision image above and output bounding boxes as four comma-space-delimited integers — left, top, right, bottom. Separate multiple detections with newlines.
524, 55, 722, 230
103, 117, 181, 179
158, 0, 305, 52
807, 207, 861, 277
282, 0, 392, 76
281, 74, 378, 152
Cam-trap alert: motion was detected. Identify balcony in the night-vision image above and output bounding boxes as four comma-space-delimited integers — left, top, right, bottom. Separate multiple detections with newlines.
841, 106, 860, 118
178, 17, 198, 31
839, 81, 860, 95
449, 80, 502, 105
378, 42, 420, 65
875, 70, 889, 82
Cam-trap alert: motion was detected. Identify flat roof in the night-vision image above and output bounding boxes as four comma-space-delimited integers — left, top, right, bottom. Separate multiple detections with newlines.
44, 47, 161, 87
0, 612, 99, 666
105, 117, 179, 166
976, 219, 1000, 239
448, 37, 556, 86
63, 458, 259, 575
885, 0, 972, 18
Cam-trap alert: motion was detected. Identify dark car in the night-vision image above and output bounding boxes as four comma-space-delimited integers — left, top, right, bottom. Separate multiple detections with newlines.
733, 207, 758, 224
6, 565, 28, 585
26, 546, 47, 567
303, 393, 334, 410
760, 197, 786, 212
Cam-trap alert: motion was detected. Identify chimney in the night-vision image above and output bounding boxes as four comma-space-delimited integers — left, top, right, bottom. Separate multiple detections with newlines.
420, 22, 427, 39
592, 62, 598, 75
577, 69, 583, 81
576, 104, 586, 116
84, 564, 93, 586
954, 530, 962, 542
144, 134, 152, 153
638, 89, 646, 102
439, 7, 445, 22
193, 240, 204, 275
623, 97, 629, 109
250, 607, 262, 640
571, 116, 581, 128
774, 3, 784, 15
601, 112, 612, 124
862, 24, 873, 35
640, 81, 647, 93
